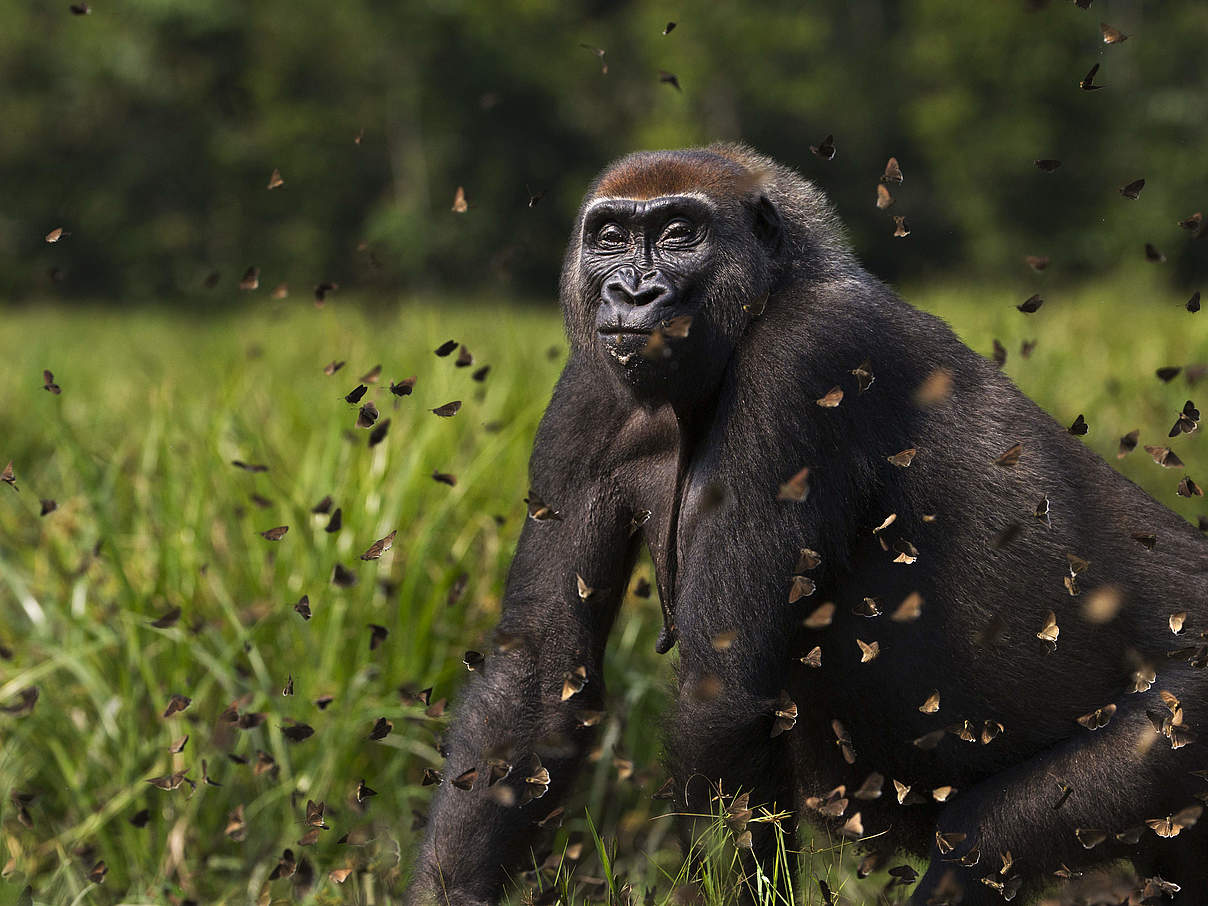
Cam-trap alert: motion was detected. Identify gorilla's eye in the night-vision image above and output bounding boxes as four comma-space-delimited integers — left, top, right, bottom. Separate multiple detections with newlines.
595, 223, 628, 249
659, 218, 698, 245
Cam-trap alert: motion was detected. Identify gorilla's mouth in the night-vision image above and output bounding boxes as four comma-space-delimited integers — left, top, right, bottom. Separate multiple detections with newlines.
597, 325, 652, 336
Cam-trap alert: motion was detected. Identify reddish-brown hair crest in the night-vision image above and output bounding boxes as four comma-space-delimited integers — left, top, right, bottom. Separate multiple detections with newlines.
593, 148, 767, 201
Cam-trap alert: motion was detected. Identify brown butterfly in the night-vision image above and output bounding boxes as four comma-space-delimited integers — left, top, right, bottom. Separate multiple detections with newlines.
360, 530, 396, 561
887, 448, 917, 467
432, 401, 462, 417
1079, 63, 1103, 91
579, 44, 608, 74
771, 690, 798, 737
149, 606, 182, 629
1024, 255, 1050, 271
281, 721, 314, 742
1168, 400, 1199, 437
891, 592, 924, 622
1132, 532, 1156, 550
777, 466, 811, 502
857, 638, 880, 663
935, 831, 967, 855
992, 339, 1007, 367
994, 443, 1023, 467
851, 359, 875, 392
1017, 294, 1043, 313
525, 491, 562, 522
803, 601, 836, 629
892, 216, 910, 237
1177, 476, 1203, 498
1100, 22, 1128, 43
1120, 178, 1145, 200
1035, 495, 1053, 527
42, 370, 61, 394
230, 459, 268, 474
356, 402, 379, 428
561, 666, 587, 701
1076, 703, 1117, 730
313, 281, 338, 304
238, 266, 259, 290
832, 719, 856, 762
1145, 806, 1202, 838
796, 548, 822, 571
1068, 414, 1088, 436
325, 507, 342, 533
876, 184, 893, 210
146, 770, 192, 791
451, 186, 468, 213
260, 525, 289, 541
367, 623, 388, 649
816, 386, 844, 408
1118, 429, 1139, 458
1036, 611, 1060, 651
368, 419, 390, 447
789, 575, 816, 603
1145, 445, 1184, 468
810, 134, 837, 160
882, 157, 903, 184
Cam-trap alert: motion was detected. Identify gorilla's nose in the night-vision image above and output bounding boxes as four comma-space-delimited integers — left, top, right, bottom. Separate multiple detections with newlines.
603, 266, 670, 308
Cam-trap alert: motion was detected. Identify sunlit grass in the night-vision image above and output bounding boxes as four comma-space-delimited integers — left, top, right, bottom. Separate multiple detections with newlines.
1, 278, 1206, 905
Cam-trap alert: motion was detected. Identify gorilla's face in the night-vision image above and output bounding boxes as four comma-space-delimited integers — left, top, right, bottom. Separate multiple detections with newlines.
577, 192, 772, 407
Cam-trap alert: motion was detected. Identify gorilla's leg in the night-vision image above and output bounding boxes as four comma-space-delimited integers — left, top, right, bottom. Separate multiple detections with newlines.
910, 690, 1206, 906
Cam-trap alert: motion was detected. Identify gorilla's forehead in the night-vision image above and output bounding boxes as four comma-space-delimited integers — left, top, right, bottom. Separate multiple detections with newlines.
594, 150, 762, 201
583, 193, 715, 222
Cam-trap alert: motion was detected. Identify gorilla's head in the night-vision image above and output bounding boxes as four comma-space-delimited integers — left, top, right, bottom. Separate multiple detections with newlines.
560, 147, 789, 409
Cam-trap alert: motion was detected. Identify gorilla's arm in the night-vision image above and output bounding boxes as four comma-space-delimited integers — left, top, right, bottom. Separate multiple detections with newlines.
406, 362, 657, 906
915, 695, 1204, 905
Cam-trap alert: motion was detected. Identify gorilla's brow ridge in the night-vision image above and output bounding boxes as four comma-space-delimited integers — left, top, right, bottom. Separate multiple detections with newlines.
582, 193, 717, 215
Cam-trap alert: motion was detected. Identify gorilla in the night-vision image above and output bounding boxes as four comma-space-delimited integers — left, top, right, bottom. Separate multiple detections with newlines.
406, 145, 1208, 905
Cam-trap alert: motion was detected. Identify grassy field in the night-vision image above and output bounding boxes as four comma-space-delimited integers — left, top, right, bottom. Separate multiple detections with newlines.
2, 278, 1207, 906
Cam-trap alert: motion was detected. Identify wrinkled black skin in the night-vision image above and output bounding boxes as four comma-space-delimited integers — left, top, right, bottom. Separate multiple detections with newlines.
406, 147, 1208, 906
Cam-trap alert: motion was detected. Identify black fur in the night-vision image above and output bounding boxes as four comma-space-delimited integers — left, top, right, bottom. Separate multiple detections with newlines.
406, 146, 1208, 906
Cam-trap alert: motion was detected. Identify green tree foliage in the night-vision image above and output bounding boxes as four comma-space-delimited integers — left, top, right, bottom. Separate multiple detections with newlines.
0, 0, 1205, 302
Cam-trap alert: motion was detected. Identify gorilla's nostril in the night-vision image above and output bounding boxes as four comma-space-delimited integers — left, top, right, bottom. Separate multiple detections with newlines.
604, 275, 668, 308
632, 285, 666, 307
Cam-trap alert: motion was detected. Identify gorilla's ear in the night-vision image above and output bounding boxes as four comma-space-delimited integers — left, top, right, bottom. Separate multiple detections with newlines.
751, 194, 783, 254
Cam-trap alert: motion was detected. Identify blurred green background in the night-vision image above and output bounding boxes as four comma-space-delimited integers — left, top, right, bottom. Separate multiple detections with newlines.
1, 0, 1206, 303
4, 2, 1208, 905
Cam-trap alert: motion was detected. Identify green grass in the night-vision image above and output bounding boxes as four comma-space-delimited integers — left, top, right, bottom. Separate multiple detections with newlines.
2, 277, 1207, 905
